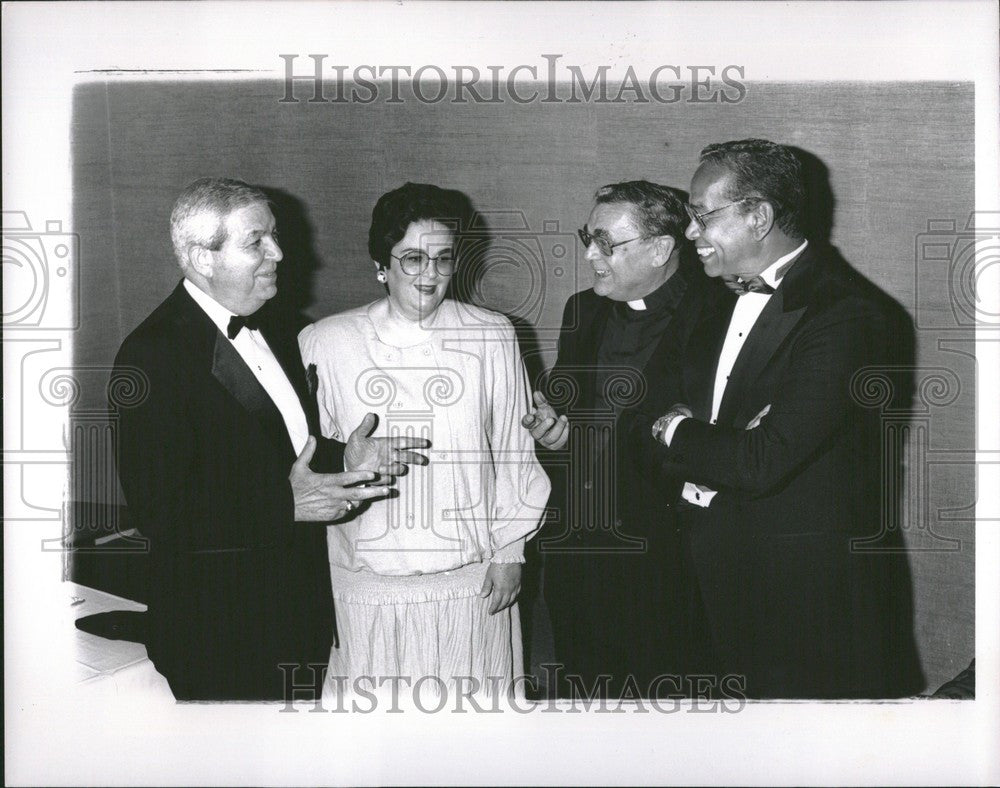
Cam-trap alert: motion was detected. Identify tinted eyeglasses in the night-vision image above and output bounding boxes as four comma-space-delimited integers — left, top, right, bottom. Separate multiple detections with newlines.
389, 250, 457, 276
577, 227, 644, 257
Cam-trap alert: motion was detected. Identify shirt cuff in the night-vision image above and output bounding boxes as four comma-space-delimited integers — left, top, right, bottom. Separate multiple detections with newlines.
664, 414, 688, 446
491, 537, 526, 564
681, 482, 718, 508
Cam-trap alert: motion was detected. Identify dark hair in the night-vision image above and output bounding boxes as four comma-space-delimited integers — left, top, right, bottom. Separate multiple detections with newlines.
698, 139, 805, 239
170, 177, 268, 266
593, 180, 688, 244
368, 182, 471, 269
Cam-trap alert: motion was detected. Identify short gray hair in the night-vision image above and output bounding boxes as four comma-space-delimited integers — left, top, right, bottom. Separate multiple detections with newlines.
169, 177, 268, 266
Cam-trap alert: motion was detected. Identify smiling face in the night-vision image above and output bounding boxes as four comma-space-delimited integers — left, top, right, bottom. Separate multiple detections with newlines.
685, 161, 761, 279
384, 219, 455, 322
584, 202, 668, 301
203, 202, 282, 315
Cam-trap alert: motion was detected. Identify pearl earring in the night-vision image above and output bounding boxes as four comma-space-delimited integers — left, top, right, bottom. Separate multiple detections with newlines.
376, 270, 387, 283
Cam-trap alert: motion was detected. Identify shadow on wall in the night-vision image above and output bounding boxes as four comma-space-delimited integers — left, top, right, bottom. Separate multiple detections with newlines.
259, 187, 324, 337
796, 146, 925, 695
449, 204, 557, 390
448, 197, 553, 675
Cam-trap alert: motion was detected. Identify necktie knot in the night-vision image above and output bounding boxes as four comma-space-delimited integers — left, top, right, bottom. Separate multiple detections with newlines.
722, 275, 775, 296
227, 312, 262, 339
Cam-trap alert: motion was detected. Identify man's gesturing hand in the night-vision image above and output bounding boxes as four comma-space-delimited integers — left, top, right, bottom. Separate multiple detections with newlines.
520, 390, 569, 450
290, 437, 392, 522
343, 412, 431, 476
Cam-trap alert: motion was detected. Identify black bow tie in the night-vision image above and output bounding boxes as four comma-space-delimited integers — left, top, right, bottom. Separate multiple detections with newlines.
722, 255, 799, 296
721, 275, 775, 296
227, 312, 262, 339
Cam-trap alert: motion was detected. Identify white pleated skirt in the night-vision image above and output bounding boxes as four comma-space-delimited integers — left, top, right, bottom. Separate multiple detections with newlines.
324, 561, 524, 704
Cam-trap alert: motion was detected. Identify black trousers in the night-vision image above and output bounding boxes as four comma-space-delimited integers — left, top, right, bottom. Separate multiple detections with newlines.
543, 539, 685, 699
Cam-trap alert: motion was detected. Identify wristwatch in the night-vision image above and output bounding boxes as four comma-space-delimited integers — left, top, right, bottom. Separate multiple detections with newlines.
651, 413, 676, 445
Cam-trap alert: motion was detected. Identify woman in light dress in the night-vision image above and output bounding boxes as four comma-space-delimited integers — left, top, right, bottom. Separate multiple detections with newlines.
299, 182, 550, 700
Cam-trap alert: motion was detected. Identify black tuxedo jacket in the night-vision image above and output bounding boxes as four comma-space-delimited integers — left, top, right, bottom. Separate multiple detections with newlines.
621, 244, 921, 698
112, 282, 341, 700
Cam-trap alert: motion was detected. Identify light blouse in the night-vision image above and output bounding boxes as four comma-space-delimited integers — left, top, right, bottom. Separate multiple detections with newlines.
298, 298, 550, 578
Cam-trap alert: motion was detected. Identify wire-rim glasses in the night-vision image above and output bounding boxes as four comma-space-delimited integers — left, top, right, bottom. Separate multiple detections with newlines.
389, 250, 457, 276
684, 198, 752, 231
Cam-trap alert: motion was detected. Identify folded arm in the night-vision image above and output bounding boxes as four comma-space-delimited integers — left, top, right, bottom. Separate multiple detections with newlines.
649, 300, 884, 496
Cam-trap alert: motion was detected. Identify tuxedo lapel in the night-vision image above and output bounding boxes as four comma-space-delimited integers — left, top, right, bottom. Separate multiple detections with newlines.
717, 249, 816, 426
165, 284, 294, 455
718, 292, 807, 425
684, 291, 735, 421
261, 323, 317, 430
210, 332, 277, 417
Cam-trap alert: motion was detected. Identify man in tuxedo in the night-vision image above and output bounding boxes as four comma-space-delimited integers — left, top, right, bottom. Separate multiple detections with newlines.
112, 178, 428, 701
621, 139, 916, 698
522, 180, 720, 698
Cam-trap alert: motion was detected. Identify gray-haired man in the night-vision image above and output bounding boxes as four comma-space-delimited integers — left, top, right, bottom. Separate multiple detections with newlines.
113, 177, 429, 700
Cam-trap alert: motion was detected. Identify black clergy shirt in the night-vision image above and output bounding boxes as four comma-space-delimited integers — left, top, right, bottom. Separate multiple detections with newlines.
594, 268, 690, 418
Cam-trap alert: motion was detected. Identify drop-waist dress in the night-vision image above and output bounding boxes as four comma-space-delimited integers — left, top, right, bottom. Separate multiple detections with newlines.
298, 299, 550, 696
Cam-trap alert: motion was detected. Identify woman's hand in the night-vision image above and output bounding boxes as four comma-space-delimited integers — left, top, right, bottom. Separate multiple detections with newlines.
479, 562, 522, 615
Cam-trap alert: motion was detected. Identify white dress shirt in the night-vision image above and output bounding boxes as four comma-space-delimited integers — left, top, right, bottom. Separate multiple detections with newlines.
184, 279, 310, 455
667, 241, 808, 507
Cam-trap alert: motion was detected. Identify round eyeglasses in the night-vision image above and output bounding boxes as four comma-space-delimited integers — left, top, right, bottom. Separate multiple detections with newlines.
389, 250, 457, 276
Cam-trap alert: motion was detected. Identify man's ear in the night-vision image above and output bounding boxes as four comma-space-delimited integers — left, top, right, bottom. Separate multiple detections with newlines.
188, 245, 215, 278
748, 201, 776, 240
651, 234, 676, 268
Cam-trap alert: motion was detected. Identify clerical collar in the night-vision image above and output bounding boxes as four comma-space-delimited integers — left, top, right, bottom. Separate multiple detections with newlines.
619, 267, 688, 315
